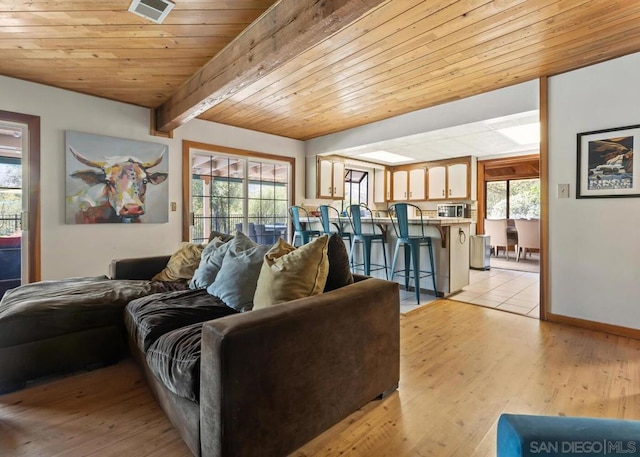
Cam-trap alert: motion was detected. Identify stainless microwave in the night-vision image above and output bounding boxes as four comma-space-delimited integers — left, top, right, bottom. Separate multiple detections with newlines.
437, 203, 470, 218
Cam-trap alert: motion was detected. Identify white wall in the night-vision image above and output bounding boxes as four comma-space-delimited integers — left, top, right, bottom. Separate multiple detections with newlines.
0, 76, 304, 280
548, 53, 640, 329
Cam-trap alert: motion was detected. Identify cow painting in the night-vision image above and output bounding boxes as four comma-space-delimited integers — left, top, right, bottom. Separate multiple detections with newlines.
65, 132, 169, 224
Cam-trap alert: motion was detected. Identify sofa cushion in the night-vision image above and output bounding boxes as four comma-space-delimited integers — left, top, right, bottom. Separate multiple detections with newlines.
324, 233, 354, 292
206, 234, 271, 312
189, 237, 230, 290
146, 322, 204, 403
124, 289, 236, 353
152, 242, 205, 282
253, 236, 329, 309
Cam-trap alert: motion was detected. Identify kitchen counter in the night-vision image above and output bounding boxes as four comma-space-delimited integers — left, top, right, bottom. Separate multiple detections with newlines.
309, 216, 472, 295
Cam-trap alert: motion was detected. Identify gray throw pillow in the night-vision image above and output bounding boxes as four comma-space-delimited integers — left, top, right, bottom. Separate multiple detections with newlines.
206, 233, 271, 312
189, 238, 230, 290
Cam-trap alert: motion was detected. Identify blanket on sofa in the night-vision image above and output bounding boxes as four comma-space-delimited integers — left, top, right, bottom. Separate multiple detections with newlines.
0, 276, 187, 346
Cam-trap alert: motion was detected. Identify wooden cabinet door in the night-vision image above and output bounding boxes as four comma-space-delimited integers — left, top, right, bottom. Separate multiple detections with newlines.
386, 169, 392, 201
392, 169, 408, 201
428, 166, 446, 199
448, 163, 468, 199
408, 167, 426, 200
332, 161, 345, 198
374, 168, 386, 203
317, 158, 334, 198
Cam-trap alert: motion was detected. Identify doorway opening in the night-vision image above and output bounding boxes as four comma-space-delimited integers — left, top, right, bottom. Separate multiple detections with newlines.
0, 124, 23, 296
0, 110, 40, 296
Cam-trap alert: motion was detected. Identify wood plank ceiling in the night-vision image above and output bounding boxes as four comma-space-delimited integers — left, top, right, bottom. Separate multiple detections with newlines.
2, 1, 640, 141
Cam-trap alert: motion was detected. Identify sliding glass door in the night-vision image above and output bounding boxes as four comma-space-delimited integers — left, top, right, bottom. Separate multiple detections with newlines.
187, 145, 292, 244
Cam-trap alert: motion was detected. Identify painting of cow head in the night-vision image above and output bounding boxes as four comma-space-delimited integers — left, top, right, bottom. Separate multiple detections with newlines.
66, 131, 169, 224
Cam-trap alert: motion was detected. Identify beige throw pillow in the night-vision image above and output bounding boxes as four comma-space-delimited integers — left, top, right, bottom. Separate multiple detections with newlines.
152, 242, 205, 282
253, 235, 329, 309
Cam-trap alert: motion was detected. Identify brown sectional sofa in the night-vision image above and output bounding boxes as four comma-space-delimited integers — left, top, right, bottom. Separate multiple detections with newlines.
113, 255, 401, 457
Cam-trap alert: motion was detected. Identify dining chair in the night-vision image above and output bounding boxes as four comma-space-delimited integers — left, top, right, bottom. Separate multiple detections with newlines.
484, 219, 516, 260
288, 205, 321, 246
514, 219, 540, 262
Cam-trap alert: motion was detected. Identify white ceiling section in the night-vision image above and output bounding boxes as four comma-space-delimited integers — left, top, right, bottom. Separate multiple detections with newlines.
305, 79, 540, 164
333, 110, 540, 165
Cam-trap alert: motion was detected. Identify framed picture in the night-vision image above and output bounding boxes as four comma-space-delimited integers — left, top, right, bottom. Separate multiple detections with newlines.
65, 130, 169, 224
576, 124, 639, 198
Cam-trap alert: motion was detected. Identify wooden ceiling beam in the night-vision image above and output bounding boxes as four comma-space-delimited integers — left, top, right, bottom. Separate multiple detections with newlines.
153, 0, 391, 133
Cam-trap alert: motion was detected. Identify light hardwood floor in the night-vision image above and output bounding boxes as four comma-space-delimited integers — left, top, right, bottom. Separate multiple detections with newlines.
1, 300, 639, 457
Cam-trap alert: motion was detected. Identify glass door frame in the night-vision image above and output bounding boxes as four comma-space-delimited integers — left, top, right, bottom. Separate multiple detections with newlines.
0, 110, 40, 284
182, 140, 295, 243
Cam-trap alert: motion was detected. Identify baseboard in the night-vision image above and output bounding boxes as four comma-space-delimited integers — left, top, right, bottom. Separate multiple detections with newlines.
546, 311, 640, 340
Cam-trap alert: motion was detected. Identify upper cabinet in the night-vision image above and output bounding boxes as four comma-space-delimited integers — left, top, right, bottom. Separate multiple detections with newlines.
447, 163, 468, 199
408, 167, 426, 200
427, 158, 471, 200
316, 156, 345, 199
390, 166, 426, 201
392, 169, 408, 201
373, 168, 390, 203
306, 155, 473, 202
427, 165, 447, 199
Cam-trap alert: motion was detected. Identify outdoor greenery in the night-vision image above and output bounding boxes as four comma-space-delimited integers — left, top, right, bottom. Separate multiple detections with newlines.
487, 178, 540, 219
190, 156, 290, 242
0, 163, 22, 236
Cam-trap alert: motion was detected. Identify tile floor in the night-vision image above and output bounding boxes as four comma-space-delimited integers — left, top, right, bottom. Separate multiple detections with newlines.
371, 265, 540, 318
448, 268, 540, 318
399, 288, 440, 315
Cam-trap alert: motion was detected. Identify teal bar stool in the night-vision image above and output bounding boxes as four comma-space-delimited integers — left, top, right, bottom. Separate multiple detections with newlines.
388, 203, 437, 304
288, 205, 321, 246
347, 204, 388, 279
318, 205, 352, 249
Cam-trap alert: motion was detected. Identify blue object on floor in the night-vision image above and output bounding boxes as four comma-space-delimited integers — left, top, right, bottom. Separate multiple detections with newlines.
497, 413, 640, 456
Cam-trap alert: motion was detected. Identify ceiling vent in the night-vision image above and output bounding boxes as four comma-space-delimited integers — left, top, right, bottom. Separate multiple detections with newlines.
128, 0, 175, 24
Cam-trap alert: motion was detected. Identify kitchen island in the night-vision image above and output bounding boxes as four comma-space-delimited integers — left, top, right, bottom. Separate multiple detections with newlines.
310, 216, 472, 296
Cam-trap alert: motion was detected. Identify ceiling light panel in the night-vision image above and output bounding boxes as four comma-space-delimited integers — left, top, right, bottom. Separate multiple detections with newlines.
496, 123, 540, 145
359, 150, 414, 164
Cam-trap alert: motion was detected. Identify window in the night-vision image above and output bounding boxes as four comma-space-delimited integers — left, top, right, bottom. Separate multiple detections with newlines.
186, 143, 293, 245
343, 169, 368, 210
0, 157, 22, 237
486, 178, 540, 219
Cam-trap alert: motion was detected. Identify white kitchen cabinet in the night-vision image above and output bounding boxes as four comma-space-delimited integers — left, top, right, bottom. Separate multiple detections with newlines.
408, 167, 426, 200
386, 169, 392, 201
374, 168, 387, 203
391, 167, 426, 201
392, 169, 408, 201
316, 157, 345, 199
427, 165, 447, 199
427, 159, 470, 200
447, 162, 468, 199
